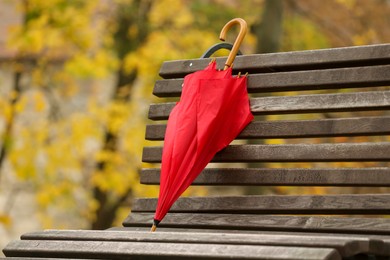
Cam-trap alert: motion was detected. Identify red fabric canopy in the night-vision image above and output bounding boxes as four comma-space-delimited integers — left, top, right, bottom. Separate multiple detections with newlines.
152, 60, 253, 229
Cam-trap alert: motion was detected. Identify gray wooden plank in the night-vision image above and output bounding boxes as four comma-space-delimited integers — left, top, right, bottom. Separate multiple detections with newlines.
140, 168, 390, 186
154, 65, 390, 97
130, 194, 390, 215
159, 44, 390, 78
382, 238, 390, 255
249, 90, 390, 115
148, 90, 390, 120
145, 116, 390, 140
3, 240, 341, 260
20, 230, 372, 258
109, 227, 390, 257
142, 142, 390, 163
123, 213, 390, 235
107, 228, 390, 256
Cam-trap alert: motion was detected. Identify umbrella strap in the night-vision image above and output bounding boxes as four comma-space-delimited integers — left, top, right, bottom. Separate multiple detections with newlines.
200, 42, 243, 58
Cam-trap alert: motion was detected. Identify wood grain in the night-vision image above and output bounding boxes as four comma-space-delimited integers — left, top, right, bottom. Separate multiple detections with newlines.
148, 90, 390, 120
3, 240, 342, 260
154, 65, 390, 97
142, 142, 390, 163
159, 44, 390, 78
19, 230, 374, 258
140, 168, 390, 186
131, 194, 390, 215
123, 213, 390, 235
145, 116, 390, 140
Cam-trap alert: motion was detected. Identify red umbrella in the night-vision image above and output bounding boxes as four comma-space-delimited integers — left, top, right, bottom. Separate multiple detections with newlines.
152, 18, 253, 231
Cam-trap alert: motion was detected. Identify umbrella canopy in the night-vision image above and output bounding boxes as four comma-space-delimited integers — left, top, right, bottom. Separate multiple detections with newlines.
152, 18, 253, 231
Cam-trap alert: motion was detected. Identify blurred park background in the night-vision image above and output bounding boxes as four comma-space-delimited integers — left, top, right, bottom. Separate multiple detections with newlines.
0, 0, 389, 251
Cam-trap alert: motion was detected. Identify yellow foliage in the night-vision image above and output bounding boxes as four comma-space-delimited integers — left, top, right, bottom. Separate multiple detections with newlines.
8, 0, 114, 81
14, 95, 27, 113
266, 139, 285, 145
65, 51, 118, 79
36, 185, 60, 207
150, 0, 194, 29
2, 102, 13, 123
335, 0, 356, 9
33, 91, 46, 112
98, 170, 135, 196
353, 29, 377, 45
8, 128, 39, 180
0, 214, 12, 227
107, 102, 131, 134
283, 14, 330, 51
36, 211, 55, 229
183, 186, 209, 197
31, 69, 42, 86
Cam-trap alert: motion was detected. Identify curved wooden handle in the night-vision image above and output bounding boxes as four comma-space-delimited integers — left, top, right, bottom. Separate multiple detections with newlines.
219, 18, 247, 70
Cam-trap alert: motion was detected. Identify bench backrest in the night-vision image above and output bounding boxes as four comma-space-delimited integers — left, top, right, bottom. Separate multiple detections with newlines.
124, 44, 390, 233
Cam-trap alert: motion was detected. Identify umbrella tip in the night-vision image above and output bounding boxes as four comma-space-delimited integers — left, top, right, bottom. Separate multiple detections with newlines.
151, 218, 160, 232
151, 224, 157, 232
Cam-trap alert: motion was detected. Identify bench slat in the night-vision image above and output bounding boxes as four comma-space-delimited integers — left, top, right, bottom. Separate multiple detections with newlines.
19, 230, 373, 258
3, 240, 341, 260
145, 116, 390, 140
148, 90, 390, 120
159, 44, 390, 78
140, 168, 390, 186
131, 194, 390, 215
143, 142, 390, 163
123, 213, 390, 235
154, 65, 390, 97
382, 238, 390, 256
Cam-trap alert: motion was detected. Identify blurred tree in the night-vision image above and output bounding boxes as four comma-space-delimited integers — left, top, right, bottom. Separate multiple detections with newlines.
91, 0, 153, 230
288, 0, 390, 47
1, 0, 229, 230
252, 0, 284, 53
0, 65, 22, 178
3, 0, 122, 229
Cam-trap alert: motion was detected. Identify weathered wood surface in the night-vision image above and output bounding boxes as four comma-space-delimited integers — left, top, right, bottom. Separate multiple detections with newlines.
3, 240, 342, 260
130, 194, 390, 214
382, 238, 390, 255
140, 168, 390, 186
145, 116, 390, 140
148, 90, 390, 120
110, 227, 390, 257
154, 65, 390, 97
142, 142, 390, 163
124, 213, 390, 235
159, 44, 390, 78
17, 230, 379, 258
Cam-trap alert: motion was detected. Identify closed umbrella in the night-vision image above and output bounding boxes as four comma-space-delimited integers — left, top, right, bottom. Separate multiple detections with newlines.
152, 18, 253, 231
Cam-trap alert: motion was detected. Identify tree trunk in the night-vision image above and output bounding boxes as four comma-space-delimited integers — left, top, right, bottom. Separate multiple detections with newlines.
252, 0, 284, 53
0, 71, 22, 180
245, 0, 284, 195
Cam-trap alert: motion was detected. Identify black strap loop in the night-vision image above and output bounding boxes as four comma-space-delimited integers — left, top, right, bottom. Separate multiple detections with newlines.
200, 42, 243, 58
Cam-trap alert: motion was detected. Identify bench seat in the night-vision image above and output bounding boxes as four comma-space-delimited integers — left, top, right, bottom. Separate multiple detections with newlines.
6, 229, 380, 259
3, 43, 390, 259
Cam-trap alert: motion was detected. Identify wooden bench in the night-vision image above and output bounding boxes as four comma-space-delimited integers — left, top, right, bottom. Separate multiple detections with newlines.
3, 43, 390, 260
